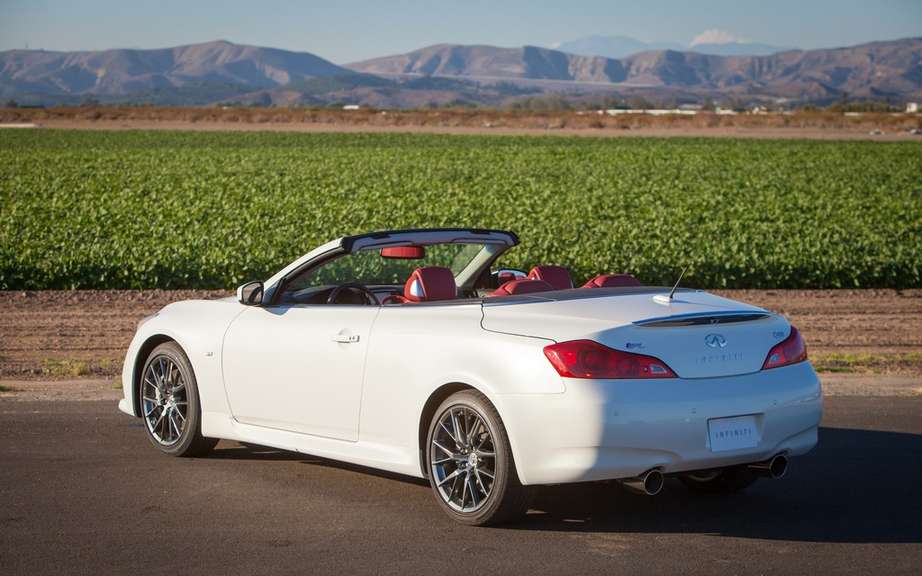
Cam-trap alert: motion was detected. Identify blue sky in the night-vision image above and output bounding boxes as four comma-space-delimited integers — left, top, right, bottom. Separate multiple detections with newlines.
1, 0, 920, 63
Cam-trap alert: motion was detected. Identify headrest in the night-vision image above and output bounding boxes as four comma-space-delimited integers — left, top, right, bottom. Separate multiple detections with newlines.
582, 274, 643, 288
404, 267, 457, 302
528, 266, 573, 291
488, 279, 554, 297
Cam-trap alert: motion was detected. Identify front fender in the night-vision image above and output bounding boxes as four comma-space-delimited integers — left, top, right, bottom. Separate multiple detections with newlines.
119, 299, 244, 424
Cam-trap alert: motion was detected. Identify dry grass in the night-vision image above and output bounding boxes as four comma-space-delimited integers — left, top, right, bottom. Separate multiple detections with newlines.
811, 352, 922, 374
41, 357, 118, 379
3, 106, 921, 132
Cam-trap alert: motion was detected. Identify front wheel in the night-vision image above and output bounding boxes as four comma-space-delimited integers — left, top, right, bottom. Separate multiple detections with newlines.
139, 342, 217, 457
425, 390, 530, 525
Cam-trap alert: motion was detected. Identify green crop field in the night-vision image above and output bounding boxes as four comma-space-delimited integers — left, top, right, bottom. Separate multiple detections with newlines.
0, 129, 919, 289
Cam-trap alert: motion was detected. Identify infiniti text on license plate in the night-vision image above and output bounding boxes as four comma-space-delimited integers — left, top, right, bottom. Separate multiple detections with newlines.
708, 415, 761, 452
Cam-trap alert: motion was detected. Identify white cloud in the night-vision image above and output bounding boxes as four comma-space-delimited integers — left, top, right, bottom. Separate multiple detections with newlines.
690, 29, 750, 46
549, 41, 562, 49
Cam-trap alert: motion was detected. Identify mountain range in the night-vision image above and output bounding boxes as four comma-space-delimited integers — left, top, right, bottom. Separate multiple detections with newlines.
554, 35, 787, 59
0, 40, 352, 105
2, 37, 920, 108
348, 39, 922, 101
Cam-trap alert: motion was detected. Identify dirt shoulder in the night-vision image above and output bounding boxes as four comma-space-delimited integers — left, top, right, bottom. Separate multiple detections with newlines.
0, 379, 123, 402
0, 290, 228, 381
10, 118, 922, 140
1, 289, 920, 398
3, 105, 921, 139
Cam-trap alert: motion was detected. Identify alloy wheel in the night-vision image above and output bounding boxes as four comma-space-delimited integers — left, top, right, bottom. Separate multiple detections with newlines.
429, 405, 496, 513
141, 355, 188, 446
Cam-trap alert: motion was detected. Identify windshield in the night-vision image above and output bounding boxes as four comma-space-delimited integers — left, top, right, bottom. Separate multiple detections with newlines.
312, 243, 487, 286
277, 242, 494, 305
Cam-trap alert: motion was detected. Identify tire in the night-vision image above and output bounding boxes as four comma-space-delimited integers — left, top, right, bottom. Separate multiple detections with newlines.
680, 467, 758, 493
425, 389, 530, 526
139, 342, 217, 457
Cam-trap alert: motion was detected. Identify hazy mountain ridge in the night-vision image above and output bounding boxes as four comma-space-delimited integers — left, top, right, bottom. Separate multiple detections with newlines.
555, 35, 786, 59
0, 40, 351, 101
346, 44, 628, 83
689, 42, 789, 57
350, 38, 922, 101
1, 37, 920, 107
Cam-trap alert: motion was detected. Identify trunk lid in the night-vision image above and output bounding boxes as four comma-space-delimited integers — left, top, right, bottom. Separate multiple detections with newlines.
481, 289, 789, 379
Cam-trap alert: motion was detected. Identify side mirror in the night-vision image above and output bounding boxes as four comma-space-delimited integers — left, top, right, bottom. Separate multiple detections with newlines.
237, 281, 264, 306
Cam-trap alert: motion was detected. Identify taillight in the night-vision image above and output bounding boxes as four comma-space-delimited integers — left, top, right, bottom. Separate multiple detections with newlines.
543, 340, 677, 379
762, 326, 808, 370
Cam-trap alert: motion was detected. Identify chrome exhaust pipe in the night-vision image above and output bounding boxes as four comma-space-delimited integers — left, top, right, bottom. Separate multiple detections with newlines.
621, 468, 664, 496
747, 454, 788, 479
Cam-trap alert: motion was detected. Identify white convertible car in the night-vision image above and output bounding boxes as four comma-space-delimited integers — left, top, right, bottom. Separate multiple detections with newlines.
120, 228, 822, 525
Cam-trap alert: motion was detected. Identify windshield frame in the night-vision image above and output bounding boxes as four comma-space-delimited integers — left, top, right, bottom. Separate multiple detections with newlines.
267, 237, 513, 306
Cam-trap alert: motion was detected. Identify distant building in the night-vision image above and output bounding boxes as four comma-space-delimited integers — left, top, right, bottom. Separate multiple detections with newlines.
342, 104, 361, 111
907, 102, 919, 113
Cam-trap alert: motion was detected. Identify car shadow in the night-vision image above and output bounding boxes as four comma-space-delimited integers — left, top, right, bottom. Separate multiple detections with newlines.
204, 427, 921, 543
208, 441, 430, 486
513, 427, 922, 543
206, 442, 305, 461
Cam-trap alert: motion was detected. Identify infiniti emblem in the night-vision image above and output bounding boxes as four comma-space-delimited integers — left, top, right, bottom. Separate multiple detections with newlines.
704, 334, 727, 349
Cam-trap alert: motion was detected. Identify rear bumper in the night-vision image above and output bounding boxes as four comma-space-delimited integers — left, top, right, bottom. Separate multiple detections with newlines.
500, 361, 822, 485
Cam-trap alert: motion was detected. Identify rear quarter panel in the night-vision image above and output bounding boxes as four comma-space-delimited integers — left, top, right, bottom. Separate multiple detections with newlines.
359, 303, 562, 473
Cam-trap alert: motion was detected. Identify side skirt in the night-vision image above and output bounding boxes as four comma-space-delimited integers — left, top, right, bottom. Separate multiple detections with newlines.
201, 411, 424, 479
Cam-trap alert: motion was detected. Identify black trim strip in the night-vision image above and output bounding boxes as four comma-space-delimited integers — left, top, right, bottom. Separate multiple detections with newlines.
634, 312, 770, 327
340, 228, 519, 252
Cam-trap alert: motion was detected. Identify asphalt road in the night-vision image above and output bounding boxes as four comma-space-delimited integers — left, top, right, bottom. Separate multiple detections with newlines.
2, 396, 920, 575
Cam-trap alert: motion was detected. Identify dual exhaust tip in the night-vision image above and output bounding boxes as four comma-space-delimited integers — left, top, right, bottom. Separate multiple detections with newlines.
622, 468, 665, 496
621, 454, 789, 496
747, 454, 788, 479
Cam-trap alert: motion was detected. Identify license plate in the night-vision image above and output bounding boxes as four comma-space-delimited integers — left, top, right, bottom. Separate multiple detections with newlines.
708, 415, 760, 452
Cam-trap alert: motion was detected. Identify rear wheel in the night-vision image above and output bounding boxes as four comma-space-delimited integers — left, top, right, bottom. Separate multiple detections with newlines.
680, 467, 758, 493
139, 342, 217, 457
425, 390, 529, 525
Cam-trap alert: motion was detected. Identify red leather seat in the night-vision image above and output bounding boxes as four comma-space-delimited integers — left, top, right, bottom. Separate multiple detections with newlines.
582, 274, 643, 288
488, 279, 554, 297
527, 266, 573, 291
403, 266, 457, 302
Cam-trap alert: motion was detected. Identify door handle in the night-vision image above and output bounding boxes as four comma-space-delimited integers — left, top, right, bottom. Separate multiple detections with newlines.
331, 333, 360, 344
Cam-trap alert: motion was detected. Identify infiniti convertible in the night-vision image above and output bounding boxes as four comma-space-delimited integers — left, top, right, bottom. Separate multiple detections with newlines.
119, 228, 822, 525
